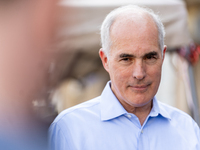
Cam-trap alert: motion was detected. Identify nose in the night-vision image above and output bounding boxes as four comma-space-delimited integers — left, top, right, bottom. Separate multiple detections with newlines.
132, 60, 146, 80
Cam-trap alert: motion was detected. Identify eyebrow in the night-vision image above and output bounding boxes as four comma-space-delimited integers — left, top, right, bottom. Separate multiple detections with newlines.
119, 53, 134, 58
119, 51, 159, 58
144, 51, 159, 58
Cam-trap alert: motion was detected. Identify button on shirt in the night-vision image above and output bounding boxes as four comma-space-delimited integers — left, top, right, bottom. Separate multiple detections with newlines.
49, 81, 200, 150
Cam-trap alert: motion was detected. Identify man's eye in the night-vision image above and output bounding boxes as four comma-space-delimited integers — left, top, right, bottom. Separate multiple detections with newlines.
119, 57, 133, 64
122, 58, 130, 61
145, 55, 157, 64
146, 55, 156, 59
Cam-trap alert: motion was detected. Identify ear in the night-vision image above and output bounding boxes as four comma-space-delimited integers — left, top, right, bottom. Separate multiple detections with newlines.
162, 45, 167, 63
99, 48, 109, 73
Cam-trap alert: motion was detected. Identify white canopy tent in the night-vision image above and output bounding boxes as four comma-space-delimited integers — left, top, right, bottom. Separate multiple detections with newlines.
58, 0, 192, 51
53, 0, 199, 124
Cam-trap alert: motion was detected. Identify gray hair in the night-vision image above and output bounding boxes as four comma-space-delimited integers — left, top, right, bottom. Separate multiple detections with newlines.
100, 5, 165, 57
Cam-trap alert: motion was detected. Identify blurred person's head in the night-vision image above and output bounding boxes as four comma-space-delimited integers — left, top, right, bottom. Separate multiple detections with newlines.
0, 0, 59, 149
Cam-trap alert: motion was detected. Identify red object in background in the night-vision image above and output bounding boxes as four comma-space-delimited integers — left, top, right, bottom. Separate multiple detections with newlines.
189, 44, 200, 65
177, 43, 200, 65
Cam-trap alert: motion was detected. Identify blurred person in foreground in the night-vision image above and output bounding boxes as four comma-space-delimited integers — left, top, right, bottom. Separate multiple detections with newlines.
0, 0, 59, 149
49, 5, 200, 150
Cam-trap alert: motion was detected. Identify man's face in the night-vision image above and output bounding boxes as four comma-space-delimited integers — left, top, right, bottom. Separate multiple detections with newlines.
100, 14, 166, 111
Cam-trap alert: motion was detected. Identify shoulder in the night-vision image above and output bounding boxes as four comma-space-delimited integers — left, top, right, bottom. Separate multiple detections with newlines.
158, 101, 192, 119
158, 101, 198, 126
158, 101, 200, 143
52, 96, 101, 125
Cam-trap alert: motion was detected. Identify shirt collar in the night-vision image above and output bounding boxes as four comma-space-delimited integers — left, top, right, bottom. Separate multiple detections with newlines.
150, 97, 171, 120
100, 81, 171, 121
100, 81, 127, 121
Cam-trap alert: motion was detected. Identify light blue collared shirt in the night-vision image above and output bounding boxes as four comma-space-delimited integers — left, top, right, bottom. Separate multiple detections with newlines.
49, 81, 200, 150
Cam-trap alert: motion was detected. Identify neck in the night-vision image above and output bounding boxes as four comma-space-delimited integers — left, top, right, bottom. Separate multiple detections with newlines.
121, 100, 153, 126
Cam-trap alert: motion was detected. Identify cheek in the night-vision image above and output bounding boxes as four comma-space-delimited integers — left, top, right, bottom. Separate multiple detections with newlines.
110, 64, 132, 81
148, 64, 162, 85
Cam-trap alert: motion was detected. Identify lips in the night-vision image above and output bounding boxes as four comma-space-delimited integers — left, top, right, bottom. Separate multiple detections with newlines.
133, 85, 148, 88
129, 83, 151, 92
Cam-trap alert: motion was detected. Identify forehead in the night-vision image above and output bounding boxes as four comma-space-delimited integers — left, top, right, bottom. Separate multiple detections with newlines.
109, 12, 160, 57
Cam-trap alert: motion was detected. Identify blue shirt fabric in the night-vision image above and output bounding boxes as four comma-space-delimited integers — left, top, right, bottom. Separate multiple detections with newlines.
49, 81, 200, 150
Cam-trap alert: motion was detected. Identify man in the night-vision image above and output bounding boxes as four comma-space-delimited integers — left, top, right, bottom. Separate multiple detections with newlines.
49, 5, 200, 150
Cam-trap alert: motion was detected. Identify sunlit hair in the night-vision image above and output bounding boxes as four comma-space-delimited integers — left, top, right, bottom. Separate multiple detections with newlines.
100, 5, 165, 58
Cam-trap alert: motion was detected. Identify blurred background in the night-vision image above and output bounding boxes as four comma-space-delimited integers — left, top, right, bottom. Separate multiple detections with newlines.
0, 0, 200, 149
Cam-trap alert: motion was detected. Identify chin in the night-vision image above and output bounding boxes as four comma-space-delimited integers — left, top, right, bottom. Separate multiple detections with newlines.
130, 98, 152, 107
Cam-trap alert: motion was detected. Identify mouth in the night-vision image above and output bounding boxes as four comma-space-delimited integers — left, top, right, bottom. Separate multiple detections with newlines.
129, 83, 151, 92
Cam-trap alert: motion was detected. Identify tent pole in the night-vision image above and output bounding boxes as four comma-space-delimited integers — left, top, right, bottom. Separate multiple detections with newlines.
188, 64, 200, 126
